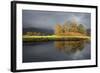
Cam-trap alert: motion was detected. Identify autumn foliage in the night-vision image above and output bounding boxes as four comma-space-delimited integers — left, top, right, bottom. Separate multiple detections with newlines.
54, 20, 87, 36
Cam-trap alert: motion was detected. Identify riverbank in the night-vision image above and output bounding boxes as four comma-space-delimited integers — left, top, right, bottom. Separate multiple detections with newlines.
23, 35, 90, 42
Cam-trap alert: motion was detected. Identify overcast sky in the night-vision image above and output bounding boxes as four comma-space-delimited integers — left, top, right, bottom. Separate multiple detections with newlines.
22, 10, 91, 30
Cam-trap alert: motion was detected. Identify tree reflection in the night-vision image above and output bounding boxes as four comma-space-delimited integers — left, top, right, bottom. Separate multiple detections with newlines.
54, 40, 86, 54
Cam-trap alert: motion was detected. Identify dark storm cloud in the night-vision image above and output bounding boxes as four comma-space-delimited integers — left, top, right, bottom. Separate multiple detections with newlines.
22, 10, 91, 30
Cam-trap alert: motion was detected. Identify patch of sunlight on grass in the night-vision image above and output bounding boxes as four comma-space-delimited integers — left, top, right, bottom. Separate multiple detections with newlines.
23, 35, 90, 39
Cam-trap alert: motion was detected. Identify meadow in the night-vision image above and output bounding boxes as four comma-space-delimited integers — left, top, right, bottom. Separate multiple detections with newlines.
23, 35, 90, 42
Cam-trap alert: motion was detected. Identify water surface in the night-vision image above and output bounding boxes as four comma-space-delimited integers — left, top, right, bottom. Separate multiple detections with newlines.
23, 40, 91, 63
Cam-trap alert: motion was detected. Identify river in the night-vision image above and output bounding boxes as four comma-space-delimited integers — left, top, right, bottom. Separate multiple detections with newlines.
23, 40, 91, 63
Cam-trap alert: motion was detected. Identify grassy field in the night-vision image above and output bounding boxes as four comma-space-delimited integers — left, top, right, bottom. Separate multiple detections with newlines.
23, 35, 90, 42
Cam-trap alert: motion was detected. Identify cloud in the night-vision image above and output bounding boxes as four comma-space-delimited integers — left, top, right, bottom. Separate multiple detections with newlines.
23, 10, 91, 30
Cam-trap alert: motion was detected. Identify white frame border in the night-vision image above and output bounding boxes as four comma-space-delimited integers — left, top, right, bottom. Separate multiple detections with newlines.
16, 3, 96, 70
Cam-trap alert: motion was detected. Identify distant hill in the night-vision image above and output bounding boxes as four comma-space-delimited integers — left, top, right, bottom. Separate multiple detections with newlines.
23, 27, 54, 35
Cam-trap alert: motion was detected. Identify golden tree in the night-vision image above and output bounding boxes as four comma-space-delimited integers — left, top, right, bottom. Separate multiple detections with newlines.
54, 23, 63, 36
69, 17, 78, 32
63, 21, 69, 33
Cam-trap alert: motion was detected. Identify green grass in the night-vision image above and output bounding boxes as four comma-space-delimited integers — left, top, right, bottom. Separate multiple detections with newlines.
23, 35, 90, 39
23, 35, 90, 42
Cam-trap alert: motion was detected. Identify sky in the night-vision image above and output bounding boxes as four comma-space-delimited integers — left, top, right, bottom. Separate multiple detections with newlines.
22, 10, 91, 30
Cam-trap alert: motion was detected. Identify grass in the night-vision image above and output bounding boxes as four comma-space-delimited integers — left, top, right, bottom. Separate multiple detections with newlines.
23, 35, 90, 42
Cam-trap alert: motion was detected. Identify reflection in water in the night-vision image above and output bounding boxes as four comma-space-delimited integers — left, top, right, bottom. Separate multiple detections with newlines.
55, 40, 86, 54
23, 40, 91, 62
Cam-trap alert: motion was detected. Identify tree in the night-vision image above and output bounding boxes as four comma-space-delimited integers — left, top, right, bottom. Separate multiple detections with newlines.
63, 21, 69, 33
69, 22, 78, 32
69, 17, 78, 32
86, 29, 91, 36
78, 24, 86, 35
26, 32, 33, 35
54, 23, 63, 35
